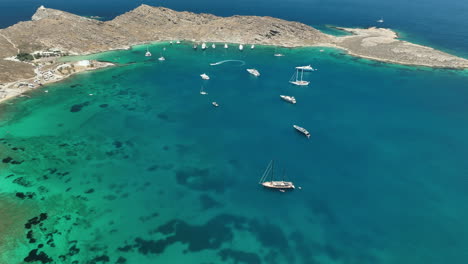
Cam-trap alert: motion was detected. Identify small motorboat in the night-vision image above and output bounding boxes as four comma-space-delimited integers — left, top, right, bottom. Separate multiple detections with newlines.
176, 40, 181, 44
247, 69, 260, 77
274, 53, 284, 57
239, 44, 244, 51
212, 43, 216, 49
224, 43, 228, 49
212, 102, 219, 107
251, 44, 255, 49
280, 95, 296, 104
200, 73, 210, 80
295, 65, 315, 71
201, 43, 207, 50
158, 56, 165, 61
193, 44, 198, 50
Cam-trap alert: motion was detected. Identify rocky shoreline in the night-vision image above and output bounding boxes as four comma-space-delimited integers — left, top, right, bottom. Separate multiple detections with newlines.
0, 4, 467, 104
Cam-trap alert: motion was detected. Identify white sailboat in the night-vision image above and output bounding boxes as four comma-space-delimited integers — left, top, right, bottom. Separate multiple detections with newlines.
224, 43, 228, 49
289, 68, 309, 86
200, 85, 208, 95
201, 42, 207, 50
145, 47, 152, 57
239, 44, 244, 51
200, 73, 210, 80
259, 160, 295, 190
212, 43, 216, 49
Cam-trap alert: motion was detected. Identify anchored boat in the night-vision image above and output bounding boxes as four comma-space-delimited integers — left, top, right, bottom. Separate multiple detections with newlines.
295, 65, 315, 71
280, 95, 296, 104
247, 69, 260, 77
200, 73, 210, 80
239, 44, 244, 51
289, 68, 309, 86
293, 125, 310, 138
259, 160, 295, 190
201, 42, 207, 50
145, 47, 152, 57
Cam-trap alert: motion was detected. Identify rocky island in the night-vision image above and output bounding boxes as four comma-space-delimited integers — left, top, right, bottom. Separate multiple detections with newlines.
0, 4, 467, 102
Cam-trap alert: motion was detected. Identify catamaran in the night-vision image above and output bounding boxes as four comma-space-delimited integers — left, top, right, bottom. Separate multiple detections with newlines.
145, 47, 152, 57
293, 125, 310, 138
201, 43, 207, 50
259, 160, 295, 190
289, 68, 309, 86
247, 69, 260, 77
296, 65, 315, 71
280, 95, 296, 104
200, 73, 210, 80
239, 44, 244, 51
224, 43, 228, 49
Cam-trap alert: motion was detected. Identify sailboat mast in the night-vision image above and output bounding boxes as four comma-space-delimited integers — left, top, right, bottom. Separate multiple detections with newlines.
271, 160, 275, 182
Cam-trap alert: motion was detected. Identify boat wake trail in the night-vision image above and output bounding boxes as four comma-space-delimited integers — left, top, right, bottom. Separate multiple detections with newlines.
210, 60, 246, 66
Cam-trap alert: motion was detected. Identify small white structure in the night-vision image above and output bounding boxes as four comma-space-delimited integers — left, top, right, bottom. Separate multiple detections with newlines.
76, 60, 91, 67
39, 5, 46, 10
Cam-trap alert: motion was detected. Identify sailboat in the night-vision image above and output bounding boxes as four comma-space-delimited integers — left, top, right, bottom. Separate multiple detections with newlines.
259, 160, 295, 190
145, 47, 152, 57
273, 47, 284, 57
239, 44, 244, 51
200, 85, 208, 95
289, 68, 309, 86
202, 42, 207, 50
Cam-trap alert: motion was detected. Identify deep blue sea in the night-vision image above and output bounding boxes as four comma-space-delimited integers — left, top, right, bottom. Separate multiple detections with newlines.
1, 1, 468, 264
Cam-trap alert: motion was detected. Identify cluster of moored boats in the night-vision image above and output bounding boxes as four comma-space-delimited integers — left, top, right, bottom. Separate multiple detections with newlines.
193, 42, 255, 51
145, 42, 315, 191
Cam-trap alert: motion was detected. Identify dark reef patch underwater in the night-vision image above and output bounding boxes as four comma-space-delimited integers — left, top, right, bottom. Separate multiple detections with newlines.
1, 42, 468, 263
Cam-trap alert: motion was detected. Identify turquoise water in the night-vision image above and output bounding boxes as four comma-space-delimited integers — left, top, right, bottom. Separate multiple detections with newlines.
1, 43, 468, 263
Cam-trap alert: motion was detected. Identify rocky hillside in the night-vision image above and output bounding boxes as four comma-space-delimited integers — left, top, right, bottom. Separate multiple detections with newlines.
0, 4, 332, 56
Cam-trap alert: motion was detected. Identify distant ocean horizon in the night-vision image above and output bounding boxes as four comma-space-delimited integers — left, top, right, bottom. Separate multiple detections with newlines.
1, 1, 468, 264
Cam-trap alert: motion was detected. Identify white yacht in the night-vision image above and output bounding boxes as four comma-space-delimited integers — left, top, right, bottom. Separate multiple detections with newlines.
145, 47, 152, 57
251, 44, 255, 49
201, 42, 207, 50
293, 125, 310, 138
280, 95, 296, 104
239, 44, 244, 51
296, 65, 315, 71
200, 73, 210, 80
259, 160, 295, 190
247, 69, 260, 77
289, 68, 309, 86
224, 43, 228, 49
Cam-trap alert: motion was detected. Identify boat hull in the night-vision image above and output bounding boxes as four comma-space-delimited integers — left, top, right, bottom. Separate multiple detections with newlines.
262, 181, 295, 189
